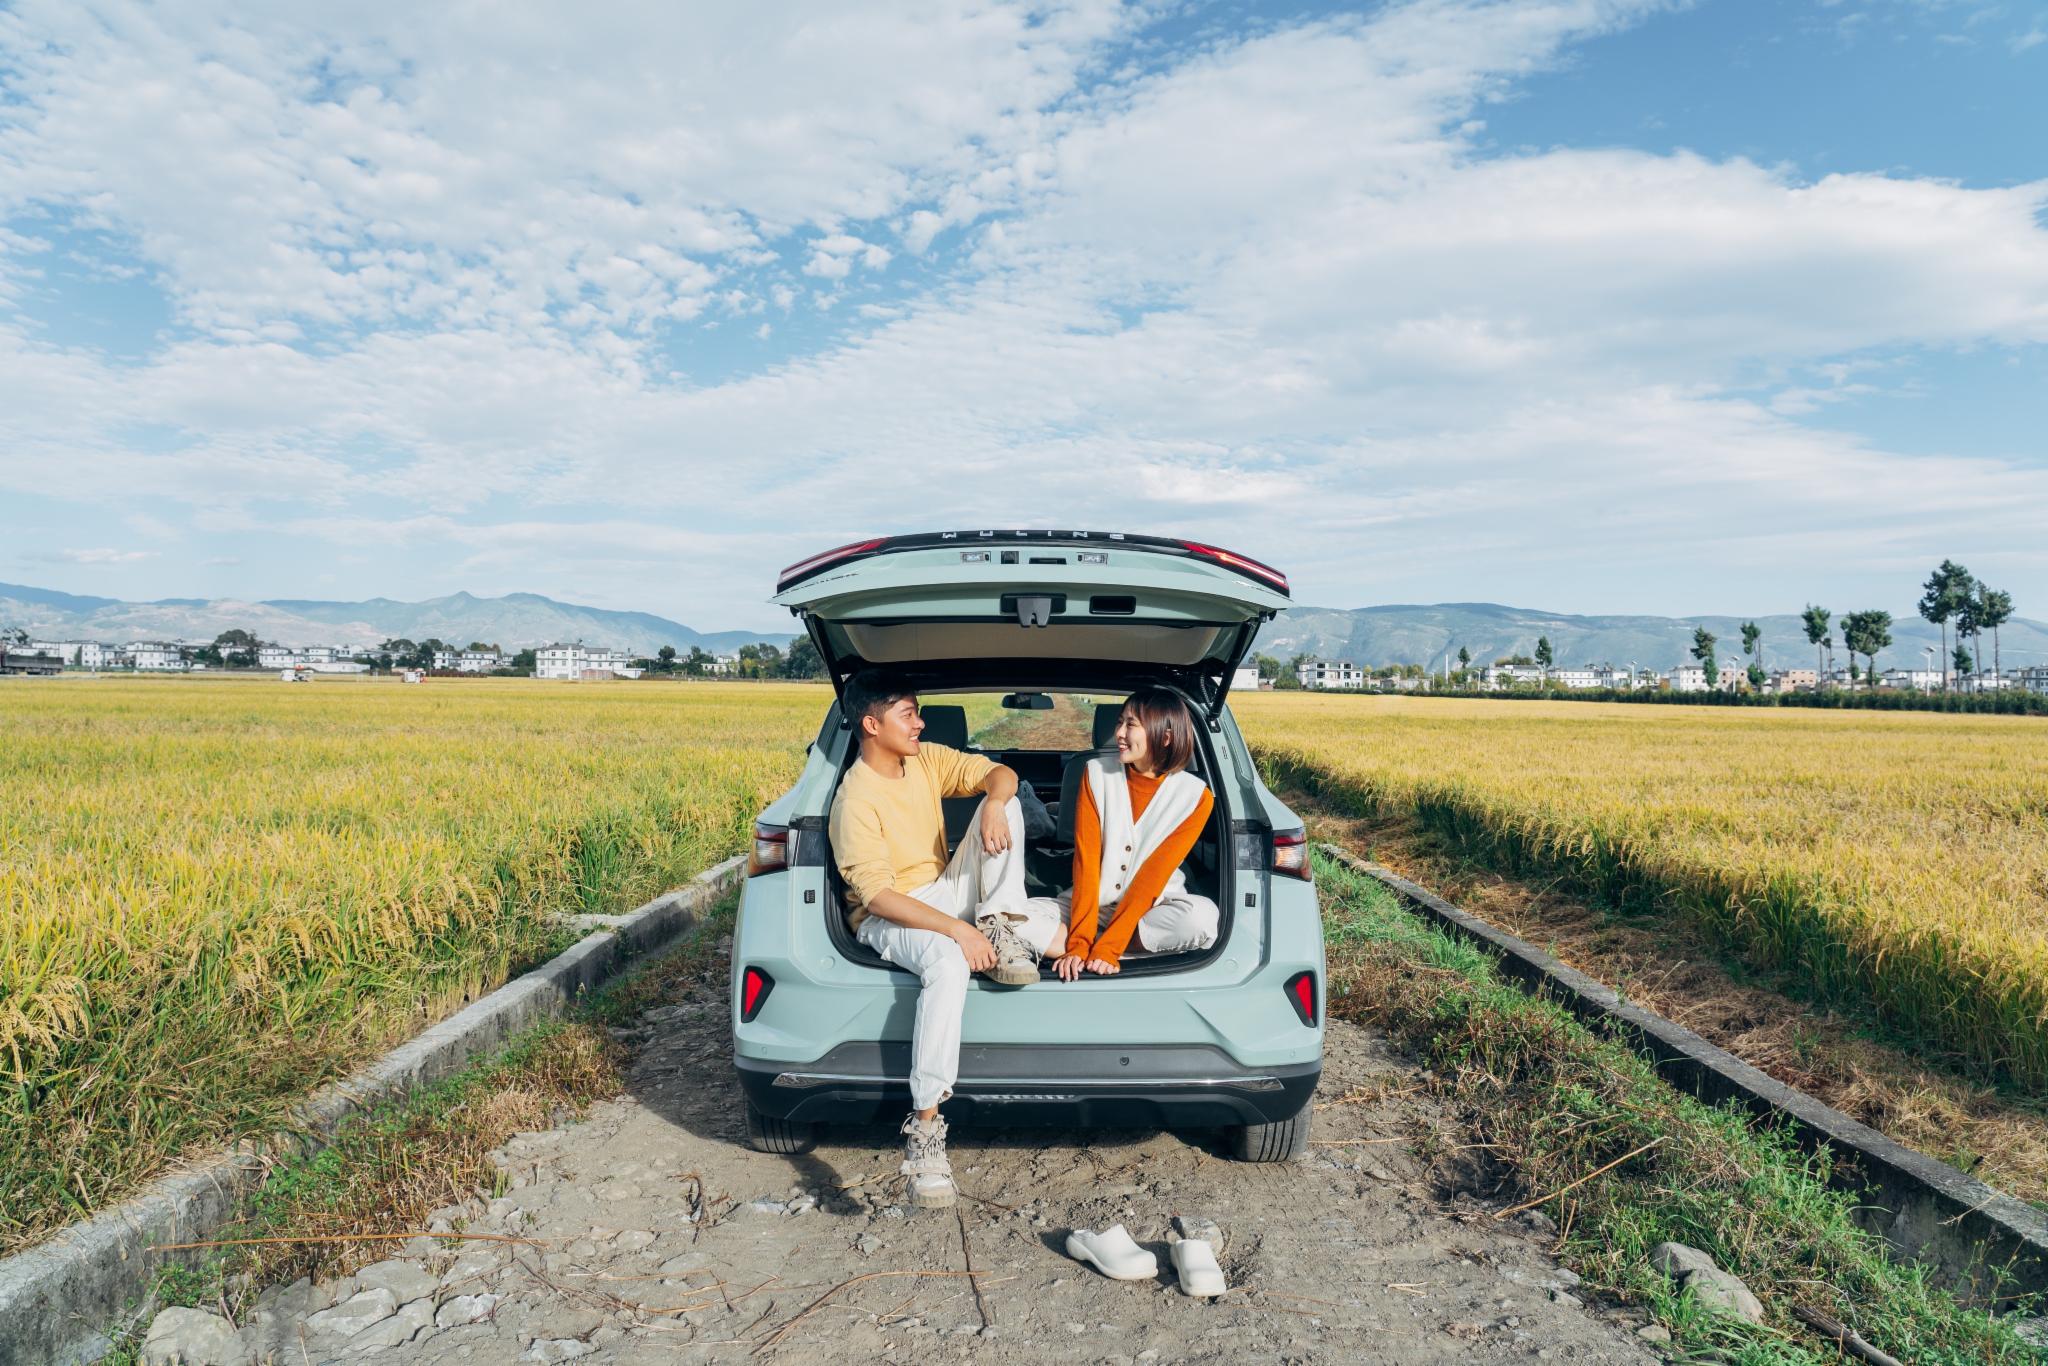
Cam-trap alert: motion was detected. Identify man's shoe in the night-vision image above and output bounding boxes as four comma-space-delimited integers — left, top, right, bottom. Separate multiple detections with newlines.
976, 911, 1039, 987
900, 1112, 957, 1209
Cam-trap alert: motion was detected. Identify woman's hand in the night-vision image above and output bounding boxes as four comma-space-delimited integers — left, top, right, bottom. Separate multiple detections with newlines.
1084, 957, 1120, 976
1054, 953, 1087, 982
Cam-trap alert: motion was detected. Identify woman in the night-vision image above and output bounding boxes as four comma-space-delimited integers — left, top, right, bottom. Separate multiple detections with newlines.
1041, 687, 1220, 981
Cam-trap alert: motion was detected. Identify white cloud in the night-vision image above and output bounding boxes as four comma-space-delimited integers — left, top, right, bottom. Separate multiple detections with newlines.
1, 0, 2045, 622
37, 547, 158, 564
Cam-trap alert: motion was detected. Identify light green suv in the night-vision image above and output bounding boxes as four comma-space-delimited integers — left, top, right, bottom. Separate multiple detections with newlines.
733, 531, 1324, 1161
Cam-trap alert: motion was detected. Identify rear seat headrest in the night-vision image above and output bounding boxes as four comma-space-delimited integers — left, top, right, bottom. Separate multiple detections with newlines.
919, 703, 969, 750
1092, 703, 1121, 750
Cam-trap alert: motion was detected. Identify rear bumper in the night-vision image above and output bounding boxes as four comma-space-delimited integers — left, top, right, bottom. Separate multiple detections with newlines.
736, 1042, 1320, 1128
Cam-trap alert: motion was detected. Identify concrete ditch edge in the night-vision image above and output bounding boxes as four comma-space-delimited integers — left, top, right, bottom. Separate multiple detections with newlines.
1319, 843, 2048, 1305
0, 855, 746, 1366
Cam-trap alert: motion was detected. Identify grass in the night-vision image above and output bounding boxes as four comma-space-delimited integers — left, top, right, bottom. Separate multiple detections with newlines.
0, 678, 819, 1253
1314, 850, 2045, 1364
1235, 693, 2048, 1092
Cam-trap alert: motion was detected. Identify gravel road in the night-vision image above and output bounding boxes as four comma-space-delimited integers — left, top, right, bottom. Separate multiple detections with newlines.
159, 957, 1666, 1365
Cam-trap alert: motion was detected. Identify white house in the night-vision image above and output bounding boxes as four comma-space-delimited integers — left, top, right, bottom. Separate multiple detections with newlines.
536, 644, 583, 680
1231, 664, 1261, 692
258, 645, 299, 669
1484, 663, 1545, 689
1296, 659, 1364, 689
127, 641, 185, 671
1878, 668, 1944, 690
2014, 665, 2048, 694
456, 648, 501, 674
708, 654, 738, 675
1548, 666, 1604, 690
31, 640, 79, 664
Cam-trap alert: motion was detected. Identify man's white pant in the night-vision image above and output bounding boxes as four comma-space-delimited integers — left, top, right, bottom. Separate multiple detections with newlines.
854, 797, 1056, 1110
1021, 889, 1221, 955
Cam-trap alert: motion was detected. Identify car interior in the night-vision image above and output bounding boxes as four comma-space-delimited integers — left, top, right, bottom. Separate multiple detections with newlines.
818, 692, 1231, 980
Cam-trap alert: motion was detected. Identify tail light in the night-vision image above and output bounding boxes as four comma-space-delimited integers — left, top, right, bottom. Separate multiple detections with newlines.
1179, 540, 1289, 594
1285, 970, 1317, 1027
740, 966, 775, 1022
777, 537, 886, 592
747, 821, 788, 876
1271, 828, 1311, 880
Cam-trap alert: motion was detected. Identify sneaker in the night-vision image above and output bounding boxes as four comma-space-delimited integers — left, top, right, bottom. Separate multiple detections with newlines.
975, 910, 1039, 987
900, 1112, 957, 1208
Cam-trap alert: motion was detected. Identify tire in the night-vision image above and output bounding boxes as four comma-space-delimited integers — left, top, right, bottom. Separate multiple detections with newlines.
1230, 1107, 1310, 1162
744, 1100, 818, 1155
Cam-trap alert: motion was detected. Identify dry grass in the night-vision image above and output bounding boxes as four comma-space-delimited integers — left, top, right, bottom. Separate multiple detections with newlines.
0, 677, 819, 1252
1297, 792, 2048, 1209
1235, 694, 2048, 1091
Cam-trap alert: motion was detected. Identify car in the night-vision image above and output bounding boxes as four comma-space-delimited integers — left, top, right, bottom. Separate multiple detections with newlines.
731, 530, 1324, 1162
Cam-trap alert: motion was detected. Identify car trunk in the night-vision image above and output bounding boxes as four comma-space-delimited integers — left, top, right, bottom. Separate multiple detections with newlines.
771, 532, 1289, 723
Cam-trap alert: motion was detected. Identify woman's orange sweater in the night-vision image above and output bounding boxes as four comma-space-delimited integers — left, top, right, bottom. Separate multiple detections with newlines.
1062, 766, 1214, 967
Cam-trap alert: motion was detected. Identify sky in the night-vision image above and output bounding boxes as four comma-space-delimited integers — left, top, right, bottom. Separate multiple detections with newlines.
2, 0, 2045, 633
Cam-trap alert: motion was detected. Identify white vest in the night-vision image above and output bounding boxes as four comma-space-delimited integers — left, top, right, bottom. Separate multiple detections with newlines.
1084, 757, 1207, 910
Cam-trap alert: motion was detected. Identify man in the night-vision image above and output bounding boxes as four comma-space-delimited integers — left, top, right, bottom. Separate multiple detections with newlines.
829, 669, 1051, 1208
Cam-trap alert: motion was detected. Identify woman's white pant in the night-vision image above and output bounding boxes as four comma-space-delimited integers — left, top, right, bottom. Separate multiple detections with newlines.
1020, 889, 1221, 956
853, 797, 1050, 1110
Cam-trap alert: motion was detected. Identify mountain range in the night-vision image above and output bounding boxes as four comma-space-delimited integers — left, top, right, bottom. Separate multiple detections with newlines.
6, 582, 2042, 675
1255, 602, 2048, 675
0, 583, 793, 657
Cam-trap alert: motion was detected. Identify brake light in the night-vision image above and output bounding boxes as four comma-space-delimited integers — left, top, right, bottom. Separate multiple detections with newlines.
747, 821, 788, 876
1272, 828, 1311, 880
1180, 540, 1289, 594
740, 966, 775, 1022
777, 537, 886, 592
1285, 971, 1316, 1026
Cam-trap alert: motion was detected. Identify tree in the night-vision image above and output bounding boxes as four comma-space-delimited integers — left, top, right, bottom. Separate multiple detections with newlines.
1976, 584, 2014, 685
509, 647, 536, 674
1800, 605, 1831, 682
1953, 643, 1974, 679
1456, 645, 1470, 671
1690, 626, 1719, 689
1534, 636, 1553, 681
1842, 610, 1893, 690
784, 637, 825, 679
213, 628, 261, 669
1918, 560, 1973, 690
466, 641, 497, 652
685, 646, 715, 677
1740, 620, 1762, 671
656, 645, 677, 673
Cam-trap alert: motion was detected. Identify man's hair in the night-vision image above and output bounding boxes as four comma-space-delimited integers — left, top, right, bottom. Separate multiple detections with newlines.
1120, 686, 1196, 775
844, 669, 918, 733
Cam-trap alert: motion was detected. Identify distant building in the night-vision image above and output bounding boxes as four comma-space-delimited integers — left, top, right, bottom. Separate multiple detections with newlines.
536, 644, 583, 680
1230, 664, 1261, 692
1484, 663, 1545, 689
456, 648, 501, 674
536, 643, 631, 680
258, 645, 298, 669
2015, 665, 2048, 694
1296, 659, 1364, 690
1878, 668, 1944, 690
1547, 666, 1605, 690
1772, 668, 1819, 692
432, 649, 460, 671
127, 641, 185, 671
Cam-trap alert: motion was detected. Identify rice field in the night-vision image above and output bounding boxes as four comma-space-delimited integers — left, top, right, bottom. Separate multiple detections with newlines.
1233, 693, 2048, 1092
0, 677, 820, 1252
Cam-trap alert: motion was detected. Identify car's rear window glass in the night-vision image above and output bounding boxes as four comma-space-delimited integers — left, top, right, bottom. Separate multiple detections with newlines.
920, 692, 1115, 752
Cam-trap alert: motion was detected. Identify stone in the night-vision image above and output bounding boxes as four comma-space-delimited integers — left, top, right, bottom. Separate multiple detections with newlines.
857, 1233, 883, 1256
614, 1229, 657, 1252
436, 1294, 505, 1328
1682, 1267, 1764, 1324
786, 1192, 819, 1214
347, 1299, 435, 1353
1647, 1242, 1718, 1280
746, 1198, 788, 1215
523, 1340, 597, 1362
1549, 1290, 1583, 1309
525, 1307, 604, 1342
355, 1259, 441, 1304
2012, 1317, 2048, 1349
140, 1307, 251, 1366
1636, 1323, 1673, 1343
882, 1205, 905, 1219
306, 1287, 399, 1339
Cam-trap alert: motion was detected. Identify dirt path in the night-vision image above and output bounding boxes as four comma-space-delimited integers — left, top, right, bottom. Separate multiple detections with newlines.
219, 956, 1663, 1365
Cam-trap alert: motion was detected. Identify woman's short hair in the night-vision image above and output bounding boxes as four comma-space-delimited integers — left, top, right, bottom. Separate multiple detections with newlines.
1120, 687, 1196, 775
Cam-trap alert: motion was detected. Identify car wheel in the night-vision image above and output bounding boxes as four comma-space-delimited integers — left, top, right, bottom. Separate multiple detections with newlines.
744, 1100, 818, 1155
1230, 1108, 1310, 1162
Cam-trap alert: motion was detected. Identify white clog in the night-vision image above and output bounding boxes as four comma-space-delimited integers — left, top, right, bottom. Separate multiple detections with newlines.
1064, 1224, 1159, 1281
1167, 1237, 1227, 1297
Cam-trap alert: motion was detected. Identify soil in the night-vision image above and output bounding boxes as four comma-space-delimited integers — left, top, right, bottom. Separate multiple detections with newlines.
209, 966, 1661, 1364
1288, 789, 2048, 1211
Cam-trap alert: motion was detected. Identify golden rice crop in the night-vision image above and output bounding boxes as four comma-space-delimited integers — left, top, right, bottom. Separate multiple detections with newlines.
0, 677, 820, 1252
1233, 693, 2048, 1090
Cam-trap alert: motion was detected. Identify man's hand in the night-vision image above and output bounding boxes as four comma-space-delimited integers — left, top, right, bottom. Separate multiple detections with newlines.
979, 800, 1011, 855
1085, 957, 1120, 976
952, 922, 998, 972
1054, 952, 1087, 983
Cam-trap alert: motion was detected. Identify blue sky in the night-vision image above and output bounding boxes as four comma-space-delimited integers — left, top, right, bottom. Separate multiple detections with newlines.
2, 0, 2044, 632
